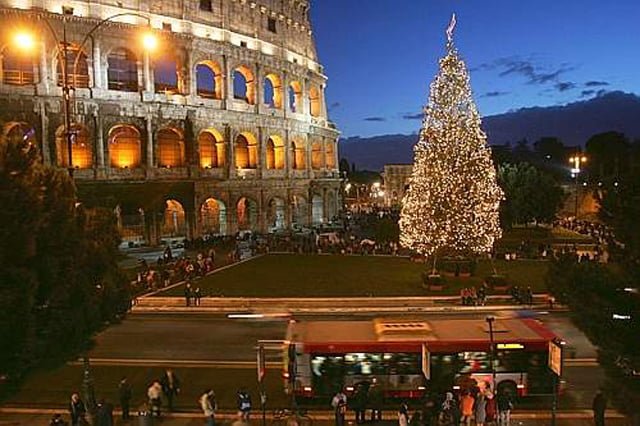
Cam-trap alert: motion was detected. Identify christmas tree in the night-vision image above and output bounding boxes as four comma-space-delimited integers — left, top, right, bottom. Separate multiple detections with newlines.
399, 14, 503, 262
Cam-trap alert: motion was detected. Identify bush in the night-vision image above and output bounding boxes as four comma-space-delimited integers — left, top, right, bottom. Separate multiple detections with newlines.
439, 258, 476, 276
485, 274, 510, 288
422, 272, 445, 289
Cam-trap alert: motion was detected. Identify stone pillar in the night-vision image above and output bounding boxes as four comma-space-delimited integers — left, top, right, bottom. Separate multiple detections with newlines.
145, 115, 154, 168
39, 101, 51, 165
254, 63, 261, 113
143, 51, 153, 93
186, 207, 197, 240
228, 126, 236, 178
92, 40, 103, 89
96, 111, 105, 167
225, 57, 235, 107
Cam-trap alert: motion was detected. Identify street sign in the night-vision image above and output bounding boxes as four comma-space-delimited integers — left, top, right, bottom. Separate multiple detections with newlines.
422, 343, 431, 379
548, 340, 563, 376
257, 344, 266, 383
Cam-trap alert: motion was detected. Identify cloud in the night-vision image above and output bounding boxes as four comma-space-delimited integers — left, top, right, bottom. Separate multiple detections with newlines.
555, 82, 576, 92
473, 56, 575, 87
402, 112, 423, 120
482, 91, 510, 98
596, 89, 610, 97
581, 90, 595, 97
584, 81, 609, 87
328, 102, 341, 111
363, 116, 386, 122
581, 88, 611, 98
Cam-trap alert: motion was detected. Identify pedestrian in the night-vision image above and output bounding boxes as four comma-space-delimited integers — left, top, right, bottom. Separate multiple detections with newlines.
194, 286, 202, 306
475, 393, 487, 426
459, 391, 474, 426
147, 381, 163, 417
68, 393, 86, 426
118, 377, 132, 421
184, 282, 192, 307
485, 392, 497, 425
352, 382, 369, 424
200, 389, 217, 426
368, 380, 384, 421
421, 393, 437, 426
496, 390, 512, 426
160, 368, 181, 411
331, 390, 348, 426
398, 402, 409, 426
237, 388, 252, 422
95, 399, 114, 426
592, 389, 607, 426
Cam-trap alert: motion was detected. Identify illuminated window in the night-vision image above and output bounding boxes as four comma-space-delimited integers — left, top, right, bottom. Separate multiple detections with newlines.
157, 128, 185, 167
263, 73, 282, 108
108, 48, 138, 92
237, 197, 257, 231
196, 61, 223, 99
265, 136, 285, 170
154, 53, 178, 93
109, 125, 141, 168
311, 141, 323, 170
288, 81, 302, 113
325, 142, 336, 169
56, 124, 92, 168
163, 199, 186, 236
2, 46, 36, 85
233, 65, 255, 104
309, 85, 322, 117
199, 129, 225, 168
235, 133, 257, 169
201, 198, 227, 235
57, 44, 89, 88
291, 139, 306, 170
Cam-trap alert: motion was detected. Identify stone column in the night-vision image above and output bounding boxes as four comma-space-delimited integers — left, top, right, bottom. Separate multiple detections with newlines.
96, 111, 105, 168
145, 115, 154, 168
39, 101, 51, 165
225, 57, 234, 107
143, 51, 153, 93
227, 126, 236, 178
92, 40, 103, 89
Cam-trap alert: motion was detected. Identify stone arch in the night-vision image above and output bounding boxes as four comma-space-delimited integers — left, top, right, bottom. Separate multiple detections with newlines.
201, 198, 227, 235
107, 47, 138, 92
163, 199, 186, 237
109, 124, 142, 168
157, 127, 185, 167
309, 85, 322, 117
267, 197, 286, 231
1, 44, 37, 85
291, 137, 306, 170
56, 43, 89, 88
311, 140, 323, 170
291, 195, 308, 226
265, 135, 285, 170
236, 196, 258, 231
199, 128, 225, 168
235, 131, 258, 169
196, 60, 223, 99
325, 140, 337, 169
312, 194, 324, 225
288, 81, 302, 113
154, 51, 179, 93
263, 73, 282, 108
55, 124, 92, 169
3, 122, 36, 144
116, 205, 146, 245
326, 190, 338, 221
233, 65, 255, 104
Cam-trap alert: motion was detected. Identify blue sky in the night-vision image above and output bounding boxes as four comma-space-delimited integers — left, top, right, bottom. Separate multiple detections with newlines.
311, 0, 640, 138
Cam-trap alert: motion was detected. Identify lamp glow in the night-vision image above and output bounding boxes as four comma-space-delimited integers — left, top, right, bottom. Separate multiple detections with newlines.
14, 31, 35, 50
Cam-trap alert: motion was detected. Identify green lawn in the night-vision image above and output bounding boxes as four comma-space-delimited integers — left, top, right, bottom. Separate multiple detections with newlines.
158, 254, 549, 297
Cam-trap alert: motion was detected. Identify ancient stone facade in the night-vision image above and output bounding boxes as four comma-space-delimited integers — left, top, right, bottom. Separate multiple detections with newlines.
383, 164, 413, 207
0, 0, 340, 244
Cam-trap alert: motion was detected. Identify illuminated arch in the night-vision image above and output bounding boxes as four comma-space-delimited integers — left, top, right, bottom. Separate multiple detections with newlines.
163, 199, 186, 237
109, 125, 141, 168
196, 60, 223, 99
107, 48, 138, 92
291, 195, 308, 226
263, 73, 282, 108
311, 140, 323, 170
265, 135, 285, 170
309, 85, 322, 117
201, 198, 227, 235
236, 197, 258, 231
267, 197, 286, 230
1, 45, 37, 85
55, 124, 92, 169
57, 43, 89, 88
312, 194, 324, 225
291, 137, 306, 170
233, 65, 255, 104
199, 128, 225, 168
154, 51, 179, 93
157, 128, 185, 167
325, 141, 337, 169
235, 132, 258, 169
288, 81, 302, 113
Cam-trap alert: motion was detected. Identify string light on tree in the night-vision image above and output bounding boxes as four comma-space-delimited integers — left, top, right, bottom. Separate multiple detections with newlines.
399, 14, 503, 262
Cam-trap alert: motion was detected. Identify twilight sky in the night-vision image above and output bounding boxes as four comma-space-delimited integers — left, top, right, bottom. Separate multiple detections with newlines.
311, 0, 640, 138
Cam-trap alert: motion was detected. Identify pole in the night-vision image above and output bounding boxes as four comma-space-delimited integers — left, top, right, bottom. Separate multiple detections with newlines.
574, 171, 579, 219
551, 373, 557, 426
61, 18, 74, 178
82, 355, 96, 421
486, 317, 496, 387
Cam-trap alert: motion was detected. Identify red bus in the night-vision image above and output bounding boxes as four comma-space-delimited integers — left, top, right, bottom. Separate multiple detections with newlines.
284, 317, 558, 401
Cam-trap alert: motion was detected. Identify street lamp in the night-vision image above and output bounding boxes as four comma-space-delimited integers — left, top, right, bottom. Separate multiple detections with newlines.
13, 11, 157, 178
568, 154, 587, 218
485, 316, 497, 388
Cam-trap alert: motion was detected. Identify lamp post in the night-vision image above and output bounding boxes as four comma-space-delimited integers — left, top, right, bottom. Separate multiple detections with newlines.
568, 154, 587, 219
13, 10, 157, 178
486, 316, 497, 389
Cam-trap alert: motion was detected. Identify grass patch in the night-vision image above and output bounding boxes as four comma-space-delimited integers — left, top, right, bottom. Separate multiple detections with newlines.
158, 254, 549, 298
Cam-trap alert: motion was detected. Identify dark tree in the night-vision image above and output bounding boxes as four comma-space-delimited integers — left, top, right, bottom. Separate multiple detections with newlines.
586, 131, 631, 182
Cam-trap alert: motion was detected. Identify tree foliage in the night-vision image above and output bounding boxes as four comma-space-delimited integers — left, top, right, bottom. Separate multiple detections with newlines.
498, 162, 566, 228
0, 131, 129, 393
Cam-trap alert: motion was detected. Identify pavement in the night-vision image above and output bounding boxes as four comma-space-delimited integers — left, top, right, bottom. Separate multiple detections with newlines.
0, 408, 628, 426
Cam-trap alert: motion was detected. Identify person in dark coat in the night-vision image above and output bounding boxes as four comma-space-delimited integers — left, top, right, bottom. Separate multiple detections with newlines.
69, 393, 86, 426
368, 381, 384, 421
95, 399, 114, 426
352, 382, 369, 424
160, 369, 181, 411
118, 377, 132, 421
592, 389, 607, 426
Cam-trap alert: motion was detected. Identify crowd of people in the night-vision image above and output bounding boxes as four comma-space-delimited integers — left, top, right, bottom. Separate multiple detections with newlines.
460, 284, 488, 306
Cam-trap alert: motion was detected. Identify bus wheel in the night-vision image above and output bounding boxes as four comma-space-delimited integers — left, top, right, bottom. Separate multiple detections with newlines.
497, 381, 518, 399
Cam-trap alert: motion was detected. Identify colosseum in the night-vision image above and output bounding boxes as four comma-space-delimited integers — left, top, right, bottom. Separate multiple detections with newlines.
0, 0, 341, 245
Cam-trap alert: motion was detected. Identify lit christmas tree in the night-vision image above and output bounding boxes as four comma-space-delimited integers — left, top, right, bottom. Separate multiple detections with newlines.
399, 14, 503, 265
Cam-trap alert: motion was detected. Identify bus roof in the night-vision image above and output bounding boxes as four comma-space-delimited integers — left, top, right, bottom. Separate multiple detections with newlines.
288, 318, 556, 353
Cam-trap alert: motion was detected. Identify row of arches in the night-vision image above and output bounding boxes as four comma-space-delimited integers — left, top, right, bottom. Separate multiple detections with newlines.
49, 124, 336, 170
1, 44, 324, 117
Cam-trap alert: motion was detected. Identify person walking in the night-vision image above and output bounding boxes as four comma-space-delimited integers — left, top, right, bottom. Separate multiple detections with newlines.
118, 377, 132, 421
184, 283, 192, 307
496, 390, 512, 426
68, 393, 86, 426
369, 380, 384, 422
398, 402, 409, 426
485, 392, 497, 426
160, 368, 181, 411
459, 391, 475, 426
331, 390, 348, 426
147, 381, 163, 417
237, 388, 252, 422
592, 389, 607, 426
200, 389, 217, 426
352, 383, 369, 424
475, 393, 487, 426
